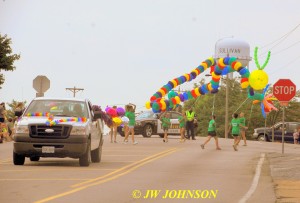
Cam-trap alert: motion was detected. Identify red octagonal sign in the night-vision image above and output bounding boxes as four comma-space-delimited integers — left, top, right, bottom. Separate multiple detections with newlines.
273, 79, 296, 102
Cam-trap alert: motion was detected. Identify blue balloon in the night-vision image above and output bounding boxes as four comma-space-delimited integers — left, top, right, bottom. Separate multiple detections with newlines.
224, 57, 230, 65
211, 83, 219, 89
198, 66, 205, 72
222, 66, 230, 75
201, 85, 209, 94
183, 92, 189, 100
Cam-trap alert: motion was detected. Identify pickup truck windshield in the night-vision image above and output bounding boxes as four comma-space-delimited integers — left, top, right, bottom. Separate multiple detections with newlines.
25, 100, 88, 118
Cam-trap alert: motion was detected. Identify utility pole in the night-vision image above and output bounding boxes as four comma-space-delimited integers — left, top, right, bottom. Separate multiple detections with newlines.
66, 86, 84, 97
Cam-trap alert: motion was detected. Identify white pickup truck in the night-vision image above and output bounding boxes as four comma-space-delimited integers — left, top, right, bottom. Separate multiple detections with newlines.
13, 97, 104, 167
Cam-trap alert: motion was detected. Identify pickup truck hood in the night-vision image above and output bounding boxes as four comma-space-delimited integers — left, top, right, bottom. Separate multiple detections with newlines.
17, 116, 87, 127
254, 127, 271, 132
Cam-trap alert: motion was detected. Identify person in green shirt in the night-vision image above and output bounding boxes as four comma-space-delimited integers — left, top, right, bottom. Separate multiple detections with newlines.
228, 113, 241, 151
124, 103, 138, 145
178, 112, 186, 142
236, 112, 248, 146
201, 115, 221, 150
160, 112, 171, 143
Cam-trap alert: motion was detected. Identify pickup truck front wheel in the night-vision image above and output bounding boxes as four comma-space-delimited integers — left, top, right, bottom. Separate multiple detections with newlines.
91, 139, 102, 163
79, 140, 91, 167
13, 152, 25, 165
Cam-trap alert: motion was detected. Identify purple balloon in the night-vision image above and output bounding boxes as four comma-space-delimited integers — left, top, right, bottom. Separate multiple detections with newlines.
105, 106, 111, 113
116, 107, 125, 116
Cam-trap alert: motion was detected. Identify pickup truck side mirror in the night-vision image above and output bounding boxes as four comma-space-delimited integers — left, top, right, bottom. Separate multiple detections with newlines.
93, 111, 102, 120
15, 110, 23, 117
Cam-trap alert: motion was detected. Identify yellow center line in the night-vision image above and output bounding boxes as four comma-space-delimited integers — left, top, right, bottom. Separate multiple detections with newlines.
72, 147, 177, 188
34, 148, 179, 203
0, 158, 11, 163
0, 178, 90, 181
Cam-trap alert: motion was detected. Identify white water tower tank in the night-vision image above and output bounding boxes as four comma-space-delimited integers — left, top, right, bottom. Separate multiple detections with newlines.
215, 37, 252, 67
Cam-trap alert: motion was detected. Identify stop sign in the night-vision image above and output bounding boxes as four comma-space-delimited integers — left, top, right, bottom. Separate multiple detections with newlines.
33, 75, 50, 93
273, 79, 296, 102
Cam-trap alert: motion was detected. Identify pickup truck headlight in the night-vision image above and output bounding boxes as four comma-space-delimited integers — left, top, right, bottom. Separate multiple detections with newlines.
15, 125, 29, 134
70, 126, 87, 136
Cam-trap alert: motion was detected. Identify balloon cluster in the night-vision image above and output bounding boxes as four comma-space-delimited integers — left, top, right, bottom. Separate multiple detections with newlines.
146, 56, 250, 113
26, 112, 87, 126
146, 46, 275, 117
105, 106, 125, 126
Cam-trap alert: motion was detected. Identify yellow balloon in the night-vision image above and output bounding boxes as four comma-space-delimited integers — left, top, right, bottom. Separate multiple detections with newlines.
113, 117, 122, 126
241, 81, 249, 89
175, 96, 181, 104
233, 62, 242, 71
194, 88, 200, 96
249, 70, 269, 90
218, 58, 226, 68
161, 100, 166, 110
207, 83, 213, 91
208, 57, 215, 66
145, 101, 151, 109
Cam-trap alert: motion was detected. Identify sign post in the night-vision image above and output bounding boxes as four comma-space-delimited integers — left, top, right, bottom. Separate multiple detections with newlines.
273, 79, 296, 154
33, 75, 50, 97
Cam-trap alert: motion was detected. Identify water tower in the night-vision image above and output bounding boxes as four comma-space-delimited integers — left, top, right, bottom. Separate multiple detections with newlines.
215, 37, 252, 68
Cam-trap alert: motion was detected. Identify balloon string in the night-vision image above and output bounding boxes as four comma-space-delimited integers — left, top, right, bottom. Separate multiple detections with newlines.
247, 103, 254, 128
233, 97, 249, 113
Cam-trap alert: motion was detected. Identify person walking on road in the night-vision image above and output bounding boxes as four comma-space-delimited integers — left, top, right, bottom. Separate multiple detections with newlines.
293, 128, 299, 144
201, 115, 221, 150
228, 113, 241, 151
236, 112, 248, 146
160, 112, 171, 143
178, 111, 186, 142
124, 103, 138, 145
185, 108, 196, 140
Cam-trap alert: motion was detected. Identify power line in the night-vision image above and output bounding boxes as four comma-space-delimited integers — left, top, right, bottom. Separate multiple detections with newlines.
269, 54, 300, 76
271, 40, 300, 55
261, 23, 300, 49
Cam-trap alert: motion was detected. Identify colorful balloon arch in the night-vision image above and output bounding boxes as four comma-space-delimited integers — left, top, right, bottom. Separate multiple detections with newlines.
146, 47, 276, 118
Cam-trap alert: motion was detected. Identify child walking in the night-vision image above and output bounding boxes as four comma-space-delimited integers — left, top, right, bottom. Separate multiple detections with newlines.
160, 112, 171, 143
178, 111, 186, 142
124, 103, 138, 145
228, 113, 241, 151
201, 115, 221, 150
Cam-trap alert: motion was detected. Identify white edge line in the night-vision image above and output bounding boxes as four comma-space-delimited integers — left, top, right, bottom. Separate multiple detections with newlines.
239, 153, 265, 203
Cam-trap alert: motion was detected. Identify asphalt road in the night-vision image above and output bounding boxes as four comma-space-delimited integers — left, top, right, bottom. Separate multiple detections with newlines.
0, 134, 299, 203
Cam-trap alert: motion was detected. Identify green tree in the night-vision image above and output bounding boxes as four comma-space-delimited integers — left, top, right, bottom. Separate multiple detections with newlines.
0, 34, 20, 88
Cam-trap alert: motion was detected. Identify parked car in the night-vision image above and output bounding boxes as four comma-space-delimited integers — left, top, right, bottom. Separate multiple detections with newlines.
118, 111, 183, 138
13, 97, 104, 167
252, 122, 300, 143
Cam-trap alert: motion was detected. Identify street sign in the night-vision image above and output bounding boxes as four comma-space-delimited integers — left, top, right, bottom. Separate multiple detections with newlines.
33, 75, 50, 93
273, 79, 296, 102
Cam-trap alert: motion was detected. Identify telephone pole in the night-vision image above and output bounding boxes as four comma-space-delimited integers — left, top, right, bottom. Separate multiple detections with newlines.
66, 86, 84, 97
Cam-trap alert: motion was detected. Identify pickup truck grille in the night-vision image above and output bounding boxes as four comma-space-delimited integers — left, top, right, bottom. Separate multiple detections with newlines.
29, 125, 72, 139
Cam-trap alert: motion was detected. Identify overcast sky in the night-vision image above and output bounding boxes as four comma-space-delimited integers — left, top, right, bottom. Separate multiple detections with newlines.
1, 0, 299, 111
